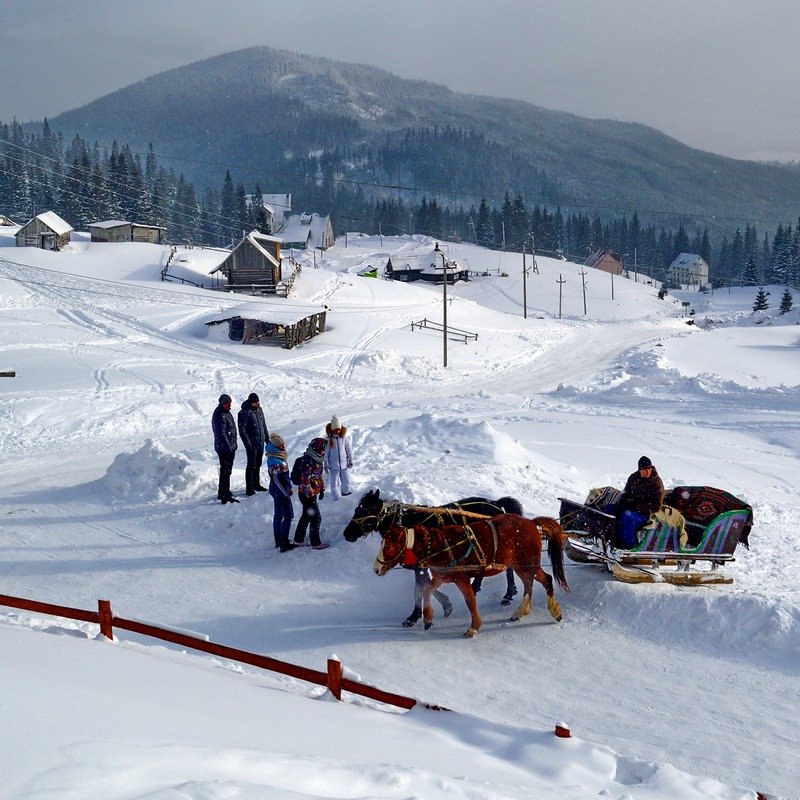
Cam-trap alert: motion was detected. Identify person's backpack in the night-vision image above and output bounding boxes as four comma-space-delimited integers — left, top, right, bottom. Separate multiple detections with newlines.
290, 456, 304, 486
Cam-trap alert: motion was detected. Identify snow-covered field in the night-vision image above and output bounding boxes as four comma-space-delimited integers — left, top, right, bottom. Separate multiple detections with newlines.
1, 228, 798, 799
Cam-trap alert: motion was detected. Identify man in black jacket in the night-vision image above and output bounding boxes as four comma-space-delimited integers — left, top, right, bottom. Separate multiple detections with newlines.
615, 455, 665, 547
238, 392, 268, 496
211, 394, 239, 504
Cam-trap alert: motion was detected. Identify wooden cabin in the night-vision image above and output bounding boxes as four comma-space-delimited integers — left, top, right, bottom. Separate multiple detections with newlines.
15, 212, 72, 250
213, 231, 283, 293
0, 214, 18, 226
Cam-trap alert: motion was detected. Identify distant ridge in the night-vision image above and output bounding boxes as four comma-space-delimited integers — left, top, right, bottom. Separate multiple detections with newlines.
44, 46, 799, 228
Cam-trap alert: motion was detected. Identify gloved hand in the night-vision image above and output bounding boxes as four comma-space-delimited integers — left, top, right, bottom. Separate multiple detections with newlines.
319, 490, 325, 500
346, 458, 353, 468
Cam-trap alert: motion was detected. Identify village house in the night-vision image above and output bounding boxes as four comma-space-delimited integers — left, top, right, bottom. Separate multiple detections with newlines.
15, 212, 72, 251
385, 243, 469, 285
667, 252, 709, 287
0, 214, 18, 226
585, 248, 623, 275
89, 220, 167, 244
211, 230, 287, 295
261, 193, 292, 232
280, 212, 335, 251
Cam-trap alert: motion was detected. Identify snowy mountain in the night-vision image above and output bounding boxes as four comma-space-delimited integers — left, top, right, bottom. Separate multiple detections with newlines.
1, 226, 799, 798
42, 46, 800, 226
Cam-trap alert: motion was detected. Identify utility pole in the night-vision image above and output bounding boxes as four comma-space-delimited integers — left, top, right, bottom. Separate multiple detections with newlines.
579, 267, 588, 316
611, 269, 615, 300
634, 248, 638, 283
522, 241, 528, 319
530, 230, 539, 273
501, 221, 506, 252
378, 221, 383, 247
438, 244, 449, 368
557, 274, 566, 319
469, 217, 478, 245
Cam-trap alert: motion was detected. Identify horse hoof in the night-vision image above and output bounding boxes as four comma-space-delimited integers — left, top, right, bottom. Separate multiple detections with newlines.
548, 597, 563, 622
443, 604, 453, 618
463, 628, 478, 638
500, 597, 511, 606
424, 622, 433, 630
509, 613, 520, 622
402, 619, 416, 628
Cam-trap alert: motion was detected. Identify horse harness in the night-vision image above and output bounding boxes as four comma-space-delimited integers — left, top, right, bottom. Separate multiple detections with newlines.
397, 517, 507, 574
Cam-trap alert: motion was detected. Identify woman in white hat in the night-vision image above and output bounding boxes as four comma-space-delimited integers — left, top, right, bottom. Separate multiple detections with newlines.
325, 415, 353, 500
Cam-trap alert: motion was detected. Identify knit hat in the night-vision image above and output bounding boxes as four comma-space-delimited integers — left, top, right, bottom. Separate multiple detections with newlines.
309, 437, 327, 455
248, 392, 260, 403
330, 415, 341, 430
638, 456, 653, 470
270, 431, 285, 449
218, 393, 232, 405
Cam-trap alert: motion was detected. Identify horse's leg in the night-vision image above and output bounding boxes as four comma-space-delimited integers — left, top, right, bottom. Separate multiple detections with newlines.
535, 566, 562, 621
433, 587, 453, 617
508, 568, 534, 622
423, 575, 444, 630
402, 570, 426, 628
500, 567, 518, 605
471, 572, 484, 594
453, 576, 482, 637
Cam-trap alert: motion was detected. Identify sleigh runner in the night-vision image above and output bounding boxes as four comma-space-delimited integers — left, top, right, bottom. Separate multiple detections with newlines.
559, 485, 753, 586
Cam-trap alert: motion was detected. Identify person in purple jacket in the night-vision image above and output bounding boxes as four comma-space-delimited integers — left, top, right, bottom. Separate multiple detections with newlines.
265, 432, 295, 552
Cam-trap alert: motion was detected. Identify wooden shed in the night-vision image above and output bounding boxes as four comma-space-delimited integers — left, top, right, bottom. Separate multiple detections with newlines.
15, 211, 72, 250
0, 214, 18, 226
205, 305, 326, 350
213, 231, 283, 293
90, 220, 167, 244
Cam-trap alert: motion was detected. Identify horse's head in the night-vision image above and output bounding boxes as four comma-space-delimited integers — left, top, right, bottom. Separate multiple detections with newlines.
343, 489, 386, 542
373, 522, 407, 576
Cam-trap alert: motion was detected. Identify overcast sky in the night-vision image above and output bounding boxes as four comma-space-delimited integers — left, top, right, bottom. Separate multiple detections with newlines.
1, 0, 797, 162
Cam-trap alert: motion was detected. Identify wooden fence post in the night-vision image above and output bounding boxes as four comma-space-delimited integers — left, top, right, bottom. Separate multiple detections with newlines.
98, 599, 113, 640
327, 658, 342, 701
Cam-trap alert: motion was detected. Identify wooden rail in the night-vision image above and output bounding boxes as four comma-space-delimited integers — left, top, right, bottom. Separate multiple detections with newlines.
0, 593, 442, 712
411, 318, 478, 344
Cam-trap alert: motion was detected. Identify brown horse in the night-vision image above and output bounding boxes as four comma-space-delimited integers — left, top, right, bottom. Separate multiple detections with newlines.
373, 513, 569, 637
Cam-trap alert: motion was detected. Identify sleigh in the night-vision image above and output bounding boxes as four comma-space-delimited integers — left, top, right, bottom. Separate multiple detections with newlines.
558, 485, 753, 586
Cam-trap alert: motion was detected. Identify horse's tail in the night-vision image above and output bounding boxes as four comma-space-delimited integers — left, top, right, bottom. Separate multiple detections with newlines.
540, 518, 570, 592
497, 495, 524, 516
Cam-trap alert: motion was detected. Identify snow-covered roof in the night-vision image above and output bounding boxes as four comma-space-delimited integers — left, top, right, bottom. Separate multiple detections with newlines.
280, 213, 331, 249
33, 211, 72, 235
89, 220, 131, 230
131, 222, 167, 231
670, 252, 707, 267
206, 303, 325, 327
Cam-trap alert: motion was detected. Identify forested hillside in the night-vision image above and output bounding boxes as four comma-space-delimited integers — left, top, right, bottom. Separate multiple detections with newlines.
2, 117, 799, 287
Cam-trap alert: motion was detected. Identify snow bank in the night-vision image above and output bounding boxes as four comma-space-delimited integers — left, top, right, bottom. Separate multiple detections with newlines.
100, 438, 210, 504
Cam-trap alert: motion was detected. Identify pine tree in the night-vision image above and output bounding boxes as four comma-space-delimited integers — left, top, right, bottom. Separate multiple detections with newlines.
742, 256, 759, 287
779, 287, 793, 314
753, 286, 770, 312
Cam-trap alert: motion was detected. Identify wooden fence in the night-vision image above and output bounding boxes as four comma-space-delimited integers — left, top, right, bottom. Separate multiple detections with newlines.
0, 593, 445, 711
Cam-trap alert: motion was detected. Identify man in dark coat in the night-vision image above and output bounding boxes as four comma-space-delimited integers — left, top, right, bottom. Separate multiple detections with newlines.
238, 392, 268, 496
212, 394, 239, 504
615, 455, 665, 548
